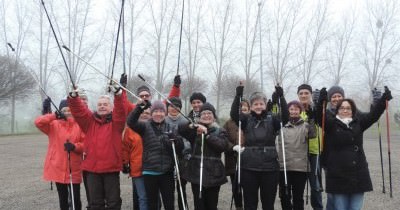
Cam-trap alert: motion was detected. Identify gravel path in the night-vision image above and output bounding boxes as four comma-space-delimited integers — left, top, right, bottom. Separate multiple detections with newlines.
1, 130, 399, 209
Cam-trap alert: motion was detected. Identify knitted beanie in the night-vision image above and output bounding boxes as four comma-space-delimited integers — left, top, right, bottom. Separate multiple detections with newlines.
190, 92, 206, 103
328, 85, 345, 101
297, 84, 312, 93
150, 100, 166, 114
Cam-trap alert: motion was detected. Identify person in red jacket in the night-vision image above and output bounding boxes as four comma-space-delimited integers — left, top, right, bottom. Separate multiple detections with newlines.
122, 107, 151, 210
68, 84, 126, 210
35, 98, 84, 210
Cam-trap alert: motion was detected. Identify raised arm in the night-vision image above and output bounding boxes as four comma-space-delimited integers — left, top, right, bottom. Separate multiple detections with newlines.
359, 87, 392, 131
34, 114, 57, 134
126, 101, 151, 136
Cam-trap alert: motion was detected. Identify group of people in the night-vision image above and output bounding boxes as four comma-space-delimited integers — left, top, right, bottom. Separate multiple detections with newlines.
34, 73, 393, 210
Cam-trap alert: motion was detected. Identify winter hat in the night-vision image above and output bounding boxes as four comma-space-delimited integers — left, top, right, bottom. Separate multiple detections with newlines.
297, 84, 312, 93
59, 99, 68, 110
200, 102, 217, 118
287, 100, 304, 111
190, 92, 206, 103
167, 97, 182, 109
137, 85, 151, 95
150, 100, 166, 114
328, 85, 345, 101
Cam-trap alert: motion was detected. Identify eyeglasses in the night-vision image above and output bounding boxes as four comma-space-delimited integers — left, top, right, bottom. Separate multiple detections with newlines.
139, 94, 150, 99
339, 106, 352, 111
200, 111, 214, 116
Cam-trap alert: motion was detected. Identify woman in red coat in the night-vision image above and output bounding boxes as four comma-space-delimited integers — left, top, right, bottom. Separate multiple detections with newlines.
35, 98, 84, 210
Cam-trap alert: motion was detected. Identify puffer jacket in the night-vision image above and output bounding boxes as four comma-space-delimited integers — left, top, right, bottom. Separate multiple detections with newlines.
179, 122, 228, 187
223, 119, 244, 175
127, 105, 183, 173
316, 97, 386, 194
35, 114, 84, 184
122, 127, 143, 177
230, 95, 289, 172
68, 94, 126, 173
277, 118, 316, 172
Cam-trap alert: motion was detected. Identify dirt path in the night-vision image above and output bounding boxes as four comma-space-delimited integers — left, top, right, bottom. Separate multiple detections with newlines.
0, 132, 399, 209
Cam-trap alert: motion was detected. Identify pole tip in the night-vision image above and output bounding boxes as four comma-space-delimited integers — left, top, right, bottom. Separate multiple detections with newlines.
62, 45, 71, 52
138, 74, 145, 81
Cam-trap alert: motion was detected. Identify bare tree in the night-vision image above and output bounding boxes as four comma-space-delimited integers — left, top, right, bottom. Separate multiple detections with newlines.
265, 0, 303, 86
298, 0, 329, 84
203, 0, 236, 115
326, 9, 356, 86
219, 74, 260, 100
359, 0, 400, 93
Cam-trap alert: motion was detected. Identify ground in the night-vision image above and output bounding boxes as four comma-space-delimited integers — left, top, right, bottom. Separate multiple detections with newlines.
0, 129, 399, 209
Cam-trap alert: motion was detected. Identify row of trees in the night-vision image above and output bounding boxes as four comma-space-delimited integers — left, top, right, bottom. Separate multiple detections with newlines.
1, 0, 399, 133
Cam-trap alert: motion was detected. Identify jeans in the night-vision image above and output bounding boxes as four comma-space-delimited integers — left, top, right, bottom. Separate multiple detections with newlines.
191, 183, 221, 210
279, 171, 307, 210
327, 193, 364, 210
308, 154, 323, 210
143, 172, 175, 210
55, 183, 82, 210
132, 177, 148, 210
86, 172, 122, 210
241, 169, 279, 210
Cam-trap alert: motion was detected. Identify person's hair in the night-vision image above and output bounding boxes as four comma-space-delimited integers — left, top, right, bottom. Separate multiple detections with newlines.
249, 92, 267, 105
98, 95, 112, 105
335, 98, 357, 117
241, 100, 250, 108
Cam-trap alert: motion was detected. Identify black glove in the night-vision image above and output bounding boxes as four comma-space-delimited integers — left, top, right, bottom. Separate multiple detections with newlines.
174, 75, 181, 87
275, 86, 284, 97
42, 97, 52, 115
236, 86, 244, 97
382, 86, 393, 101
312, 89, 320, 104
205, 127, 217, 139
266, 99, 273, 112
318, 87, 328, 104
55, 110, 66, 120
371, 88, 382, 105
122, 164, 130, 174
64, 142, 75, 152
166, 131, 177, 140
120, 73, 128, 88
139, 100, 151, 110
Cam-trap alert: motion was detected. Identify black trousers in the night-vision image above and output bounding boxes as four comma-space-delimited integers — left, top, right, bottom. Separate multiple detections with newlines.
82, 170, 91, 209
230, 174, 243, 208
176, 177, 188, 210
55, 182, 82, 210
86, 172, 121, 210
279, 171, 308, 210
143, 172, 175, 210
241, 169, 279, 210
191, 183, 221, 210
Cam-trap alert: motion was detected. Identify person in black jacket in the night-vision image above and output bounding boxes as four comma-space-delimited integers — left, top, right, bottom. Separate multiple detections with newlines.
316, 87, 392, 210
230, 84, 289, 210
179, 102, 229, 210
127, 100, 183, 210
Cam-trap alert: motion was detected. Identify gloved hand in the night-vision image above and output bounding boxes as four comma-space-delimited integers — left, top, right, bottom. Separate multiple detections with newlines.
318, 87, 328, 104
275, 86, 284, 97
64, 142, 75, 152
174, 75, 181, 87
120, 73, 128, 88
108, 82, 122, 95
42, 97, 52, 115
69, 85, 79, 98
236, 86, 244, 98
232, 145, 245, 153
382, 86, 393, 101
55, 110, 66, 120
166, 131, 177, 140
266, 99, 273, 112
371, 88, 382, 105
312, 89, 320, 104
122, 164, 130, 174
138, 100, 151, 110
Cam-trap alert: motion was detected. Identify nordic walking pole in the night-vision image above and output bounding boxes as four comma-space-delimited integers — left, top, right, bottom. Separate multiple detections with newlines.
384, 87, 393, 198
169, 131, 187, 210
199, 133, 205, 199
62, 46, 141, 101
109, 0, 125, 86
277, 87, 288, 195
377, 120, 386, 193
176, 0, 185, 75
66, 140, 76, 210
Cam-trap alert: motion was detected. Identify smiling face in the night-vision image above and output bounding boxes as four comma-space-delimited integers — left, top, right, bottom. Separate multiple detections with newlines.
139, 108, 151, 121
298, 89, 312, 106
168, 105, 180, 118
289, 105, 301, 118
191, 99, 203, 112
61, 107, 72, 118
199, 110, 215, 125
151, 109, 166, 123
337, 101, 353, 119
138, 91, 152, 101
96, 96, 112, 116
330, 93, 344, 108
251, 99, 266, 114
